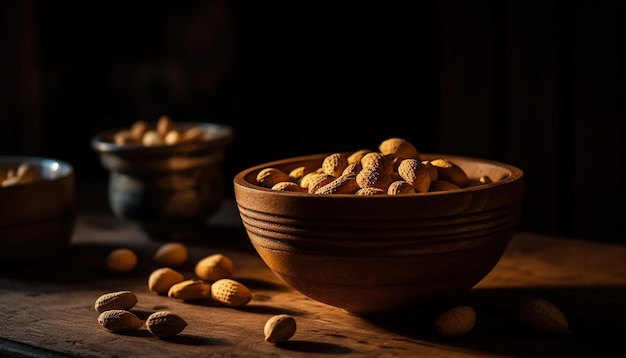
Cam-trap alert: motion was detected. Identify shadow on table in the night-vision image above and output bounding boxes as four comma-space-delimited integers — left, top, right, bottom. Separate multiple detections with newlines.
360, 286, 626, 358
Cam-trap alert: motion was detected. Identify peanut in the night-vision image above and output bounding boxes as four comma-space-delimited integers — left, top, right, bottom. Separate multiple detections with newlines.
387, 180, 416, 195
157, 115, 176, 138
148, 267, 185, 294
16, 163, 37, 183
360, 152, 393, 175
264, 314, 297, 344
97, 309, 143, 332
397, 159, 430, 193
256, 168, 292, 188
195, 254, 235, 282
429, 180, 461, 192
341, 162, 362, 176
153, 242, 188, 266
517, 297, 571, 334
1, 163, 41, 187
468, 175, 494, 188
164, 130, 180, 145
168, 279, 212, 302
299, 171, 322, 190
142, 130, 163, 147
322, 152, 348, 177
288, 166, 310, 182
422, 160, 439, 182
306, 173, 335, 194
356, 166, 393, 191
314, 174, 360, 195
379, 137, 421, 161
355, 187, 386, 195
347, 149, 372, 164
113, 130, 138, 145
211, 279, 252, 307
435, 305, 476, 337
272, 181, 308, 193
130, 120, 149, 140
430, 158, 470, 188
94, 290, 138, 313
182, 126, 206, 141
145, 311, 188, 338
106, 248, 137, 273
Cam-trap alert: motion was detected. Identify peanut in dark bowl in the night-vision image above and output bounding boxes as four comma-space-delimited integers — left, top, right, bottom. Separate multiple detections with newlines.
0, 156, 76, 263
233, 152, 524, 316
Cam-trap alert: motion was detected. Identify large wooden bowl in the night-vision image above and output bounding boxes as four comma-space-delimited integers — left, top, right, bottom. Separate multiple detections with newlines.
233, 153, 524, 316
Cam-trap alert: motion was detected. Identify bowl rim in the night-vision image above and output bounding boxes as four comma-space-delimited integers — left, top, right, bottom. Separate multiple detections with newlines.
234, 152, 524, 197
91, 121, 234, 154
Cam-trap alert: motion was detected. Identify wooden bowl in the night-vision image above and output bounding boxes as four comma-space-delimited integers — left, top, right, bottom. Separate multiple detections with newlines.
0, 156, 76, 263
233, 152, 524, 316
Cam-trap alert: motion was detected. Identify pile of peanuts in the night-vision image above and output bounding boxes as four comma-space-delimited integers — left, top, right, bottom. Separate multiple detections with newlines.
111, 115, 213, 147
0, 163, 39, 187
99, 242, 298, 343
255, 137, 494, 195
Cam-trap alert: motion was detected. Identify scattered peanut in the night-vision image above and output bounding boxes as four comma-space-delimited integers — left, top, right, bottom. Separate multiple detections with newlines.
516, 297, 571, 334
97, 309, 143, 332
94, 290, 138, 313
106, 248, 138, 273
195, 254, 235, 282
168, 279, 212, 302
145, 311, 188, 338
211, 279, 252, 307
435, 306, 476, 337
153, 242, 188, 266
148, 267, 185, 294
264, 314, 297, 344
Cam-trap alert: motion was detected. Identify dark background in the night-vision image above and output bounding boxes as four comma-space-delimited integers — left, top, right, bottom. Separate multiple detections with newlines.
1, 1, 623, 243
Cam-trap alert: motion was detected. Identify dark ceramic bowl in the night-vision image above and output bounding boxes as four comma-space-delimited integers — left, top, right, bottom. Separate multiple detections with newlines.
0, 156, 76, 262
233, 152, 524, 316
91, 122, 233, 240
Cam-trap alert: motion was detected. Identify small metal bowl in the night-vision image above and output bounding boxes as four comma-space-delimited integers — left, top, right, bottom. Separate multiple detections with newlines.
0, 156, 76, 262
91, 122, 233, 240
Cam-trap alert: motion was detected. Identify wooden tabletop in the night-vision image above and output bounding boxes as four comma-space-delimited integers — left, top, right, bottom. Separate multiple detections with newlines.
1, 199, 625, 358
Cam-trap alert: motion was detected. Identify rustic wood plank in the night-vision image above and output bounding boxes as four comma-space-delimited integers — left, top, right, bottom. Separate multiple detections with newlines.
2, 201, 626, 357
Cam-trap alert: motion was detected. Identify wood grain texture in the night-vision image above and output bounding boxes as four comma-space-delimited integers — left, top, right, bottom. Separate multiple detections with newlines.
1, 201, 625, 357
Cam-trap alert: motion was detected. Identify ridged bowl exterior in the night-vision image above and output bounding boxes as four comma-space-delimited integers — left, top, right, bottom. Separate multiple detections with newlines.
233, 153, 524, 316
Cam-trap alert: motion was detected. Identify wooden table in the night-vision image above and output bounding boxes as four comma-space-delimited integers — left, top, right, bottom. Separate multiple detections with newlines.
1, 199, 625, 357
